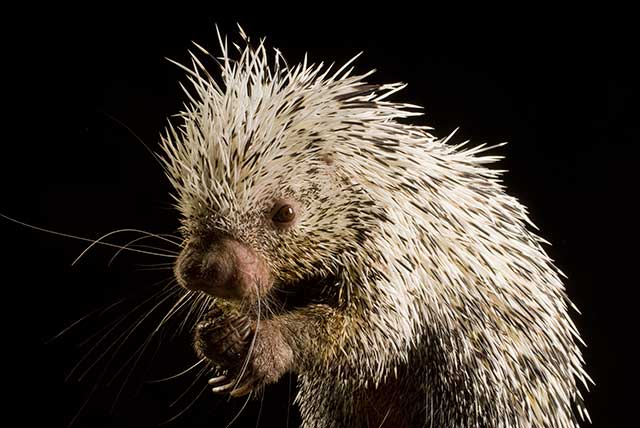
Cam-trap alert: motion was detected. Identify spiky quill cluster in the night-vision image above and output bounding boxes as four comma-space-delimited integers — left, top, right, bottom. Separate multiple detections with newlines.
160, 29, 591, 428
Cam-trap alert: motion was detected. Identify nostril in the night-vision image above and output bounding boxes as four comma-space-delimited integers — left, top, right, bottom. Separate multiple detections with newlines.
183, 261, 204, 284
175, 245, 204, 287
175, 242, 236, 296
202, 250, 234, 288
177, 261, 212, 292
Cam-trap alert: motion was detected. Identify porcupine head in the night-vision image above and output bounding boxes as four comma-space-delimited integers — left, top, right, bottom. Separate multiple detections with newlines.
161, 29, 591, 428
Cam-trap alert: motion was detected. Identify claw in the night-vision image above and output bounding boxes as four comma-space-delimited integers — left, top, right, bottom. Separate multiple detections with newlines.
196, 307, 263, 397
240, 323, 252, 336
208, 375, 228, 385
211, 379, 237, 394
230, 377, 259, 397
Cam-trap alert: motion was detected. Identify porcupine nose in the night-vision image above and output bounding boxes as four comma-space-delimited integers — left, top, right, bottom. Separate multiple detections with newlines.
175, 237, 270, 299
175, 239, 237, 299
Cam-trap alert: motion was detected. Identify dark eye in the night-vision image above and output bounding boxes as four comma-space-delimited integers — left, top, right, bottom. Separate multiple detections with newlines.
272, 204, 296, 225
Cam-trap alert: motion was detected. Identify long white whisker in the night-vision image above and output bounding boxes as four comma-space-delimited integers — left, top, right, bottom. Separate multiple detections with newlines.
75, 285, 178, 382
234, 288, 260, 391
66, 288, 168, 381
225, 392, 254, 428
66, 368, 104, 428
377, 407, 392, 428
169, 366, 210, 408
46, 298, 125, 344
107, 294, 182, 387
137, 262, 176, 268
160, 382, 210, 426
73, 228, 179, 266
0, 213, 178, 261
177, 293, 201, 335
65, 289, 171, 426
108, 234, 180, 266
100, 282, 181, 375
193, 294, 213, 330
146, 358, 207, 384
177, 292, 210, 338
155, 289, 194, 333
75, 281, 172, 350
99, 110, 167, 171
107, 286, 184, 410
135, 266, 174, 272
255, 388, 265, 428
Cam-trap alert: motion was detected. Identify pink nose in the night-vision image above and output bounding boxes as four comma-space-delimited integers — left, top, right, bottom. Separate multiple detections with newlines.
175, 238, 268, 299
174, 238, 237, 298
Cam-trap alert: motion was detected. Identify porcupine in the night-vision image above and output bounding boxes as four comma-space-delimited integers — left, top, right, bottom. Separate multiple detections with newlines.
161, 29, 591, 428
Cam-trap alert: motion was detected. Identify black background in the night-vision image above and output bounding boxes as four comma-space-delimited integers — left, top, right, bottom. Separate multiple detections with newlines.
3, 6, 637, 428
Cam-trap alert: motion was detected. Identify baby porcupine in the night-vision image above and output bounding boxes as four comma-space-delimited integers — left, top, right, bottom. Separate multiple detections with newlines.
161, 29, 591, 428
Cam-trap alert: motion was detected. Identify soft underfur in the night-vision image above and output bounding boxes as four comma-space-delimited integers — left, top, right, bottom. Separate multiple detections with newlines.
161, 28, 590, 428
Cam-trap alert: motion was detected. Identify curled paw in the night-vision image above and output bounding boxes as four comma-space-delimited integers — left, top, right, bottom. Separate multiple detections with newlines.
194, 307, 253, 367
194, 306, 293, 397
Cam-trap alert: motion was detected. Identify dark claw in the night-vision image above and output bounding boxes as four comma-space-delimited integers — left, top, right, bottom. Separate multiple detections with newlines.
230, 375, 261, 397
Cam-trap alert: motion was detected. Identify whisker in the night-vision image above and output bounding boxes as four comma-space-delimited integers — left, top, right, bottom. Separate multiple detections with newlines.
135, 266, 174, 272
107, 315, 170, 387
225, 392, 254, 428
66, 368, 105, 428
377, 407, 392, 428
146, 358, 207, 384
75, 281, 172, 349
46, 298, 125, 344
137, 262, 176, 268
0, 213, 178, 261
234, 288, 260, 392
71, 285, 177, 382
108, 234, 182, 267
193, 294, 213, 329
169, 366, 210, 408
99, 110, 167, 172
92, 283, 181, 382
125, 244, 178, 253
160, 382, 211, 426
177, 292, 211, 338
68, 310, 148, 381
133, 324, 166, 397
108, 312, 178, 411
73, 228, 179, 266
155, 289, 195, 333
255, 387, 265, 428
107, 283, 185, 411
75, 307, 135, 350
177, 293, 201, 336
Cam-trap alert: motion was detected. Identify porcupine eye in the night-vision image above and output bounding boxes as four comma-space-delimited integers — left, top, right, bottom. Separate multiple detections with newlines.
272, 203, 296, 226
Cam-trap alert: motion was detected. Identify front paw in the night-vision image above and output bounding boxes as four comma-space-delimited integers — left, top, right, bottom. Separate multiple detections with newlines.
194, 307, 293, 397
194, 307, 252, 368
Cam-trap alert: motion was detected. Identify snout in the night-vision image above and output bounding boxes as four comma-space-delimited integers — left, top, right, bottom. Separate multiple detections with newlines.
174, 237, 271, 299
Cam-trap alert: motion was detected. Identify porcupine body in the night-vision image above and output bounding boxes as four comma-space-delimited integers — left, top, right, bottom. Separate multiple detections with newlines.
162, 30, 590, 428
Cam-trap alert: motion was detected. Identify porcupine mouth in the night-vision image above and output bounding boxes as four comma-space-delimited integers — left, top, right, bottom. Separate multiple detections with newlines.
267, 273, 338, 315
